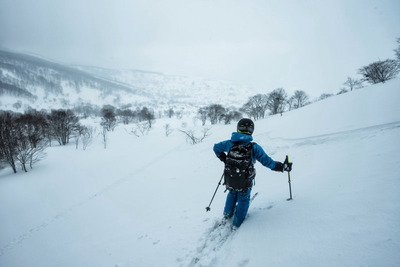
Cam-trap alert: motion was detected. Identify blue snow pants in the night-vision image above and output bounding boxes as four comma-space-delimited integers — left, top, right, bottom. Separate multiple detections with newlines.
223, 189, 251, 227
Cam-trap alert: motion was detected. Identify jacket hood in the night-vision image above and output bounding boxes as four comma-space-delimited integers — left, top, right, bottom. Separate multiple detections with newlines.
231, 132, 253, 143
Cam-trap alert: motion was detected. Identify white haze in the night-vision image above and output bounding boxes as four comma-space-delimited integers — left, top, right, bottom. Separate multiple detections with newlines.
1, 0, 399, 97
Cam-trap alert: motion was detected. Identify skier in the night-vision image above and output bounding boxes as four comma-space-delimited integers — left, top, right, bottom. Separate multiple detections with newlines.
213, 118, 292, 228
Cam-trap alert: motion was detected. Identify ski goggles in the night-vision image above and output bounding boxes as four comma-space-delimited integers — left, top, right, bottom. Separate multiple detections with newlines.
237, 126, 254, 135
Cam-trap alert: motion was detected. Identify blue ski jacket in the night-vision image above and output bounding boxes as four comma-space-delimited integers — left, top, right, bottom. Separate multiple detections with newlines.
213, 132, 276, 170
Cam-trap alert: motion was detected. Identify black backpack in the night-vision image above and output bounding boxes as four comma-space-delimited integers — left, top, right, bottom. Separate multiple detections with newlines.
224, 141, 256, 192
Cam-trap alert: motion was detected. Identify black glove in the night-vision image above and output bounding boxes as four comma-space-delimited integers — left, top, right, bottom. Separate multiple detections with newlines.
217, 153, 226, 163
272, 158, 293, 172
272, 161, 284, 172
283, 156, 293, 172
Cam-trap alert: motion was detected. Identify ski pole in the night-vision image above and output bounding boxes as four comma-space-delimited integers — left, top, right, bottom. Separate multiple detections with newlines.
286, 155, 293, 201
206, 172, 224, 212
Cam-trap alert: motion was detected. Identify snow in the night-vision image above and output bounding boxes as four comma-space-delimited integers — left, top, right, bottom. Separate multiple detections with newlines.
1, 78, 400, 266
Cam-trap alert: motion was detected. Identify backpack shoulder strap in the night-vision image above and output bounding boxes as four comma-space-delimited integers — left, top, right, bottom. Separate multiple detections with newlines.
249, 142, 255, 157
249, 142, 256, 148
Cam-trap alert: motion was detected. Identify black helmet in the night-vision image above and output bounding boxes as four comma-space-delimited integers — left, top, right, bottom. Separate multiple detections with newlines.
237, 118, 254, 135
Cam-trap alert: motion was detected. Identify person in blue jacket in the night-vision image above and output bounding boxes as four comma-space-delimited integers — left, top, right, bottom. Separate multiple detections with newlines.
213, 118, 292, 228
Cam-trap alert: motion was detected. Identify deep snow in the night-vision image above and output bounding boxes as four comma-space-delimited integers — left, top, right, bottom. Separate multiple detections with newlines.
1, 79, 400, 267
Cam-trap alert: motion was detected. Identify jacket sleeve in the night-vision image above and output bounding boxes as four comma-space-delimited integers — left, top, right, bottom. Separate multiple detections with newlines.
253, 143, 276, 170
213, 140, 232, 157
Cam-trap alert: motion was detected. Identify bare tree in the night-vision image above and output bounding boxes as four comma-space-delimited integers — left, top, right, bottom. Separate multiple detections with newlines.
337, 88, 348, 95
139, 107, 155, 128
14, 133, 30, 172
48, 109, 79, 145
14, 114, 48, 172
179, 127, 211, 145
241, 94, 268, 120
223, 110, 242, 124
318, 93, 334, 101
290, 90, 310, 109
82, 126, 95, 150
165, 108, 175, 118
207, 104, 226, 125
131, 121, 151, 137
101, 126, 108, 149
164, 124, 173, 137
197, 107, 208, 126
0, 112, 48, 173
73, 124, 85, 149
101, 106, 117, 131
14, 135, 47, 172
394, 37, 400, 62
267, 88, 288, 115
359, 59, 400, 84
118, 109, 136, 124
286, 97, 295, 111
28, 142, 47, 169
0, 112, 18, 173
343, 77, 363, 91
73, 103, 99, 118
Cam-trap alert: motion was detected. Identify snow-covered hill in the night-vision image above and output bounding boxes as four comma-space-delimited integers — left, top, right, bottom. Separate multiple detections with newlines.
0, 50, 259, 113
74, 65, 260, 109
0, 78, 399, 266
0, 50, 146, 110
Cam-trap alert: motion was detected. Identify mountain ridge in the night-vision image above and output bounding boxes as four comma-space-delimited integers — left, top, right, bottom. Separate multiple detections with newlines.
0, 50, 258, 113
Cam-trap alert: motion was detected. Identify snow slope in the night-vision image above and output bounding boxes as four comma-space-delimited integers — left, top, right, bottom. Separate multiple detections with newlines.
0, 79, 399, 267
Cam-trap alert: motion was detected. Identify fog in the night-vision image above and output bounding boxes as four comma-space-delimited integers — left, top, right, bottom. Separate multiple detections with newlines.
1, 0, 399, 97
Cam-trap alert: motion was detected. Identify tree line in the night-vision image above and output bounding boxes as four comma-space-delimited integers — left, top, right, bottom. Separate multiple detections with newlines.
198, 88, 310, 124
0, 105, 156, 173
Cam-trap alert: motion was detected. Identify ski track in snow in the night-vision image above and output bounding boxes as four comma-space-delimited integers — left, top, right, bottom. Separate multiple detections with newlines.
0, 145, 180, 258
183, 193, 260, 267
265, 121, 400, 155
184, 218, 236, 267
273, 121, 400, 143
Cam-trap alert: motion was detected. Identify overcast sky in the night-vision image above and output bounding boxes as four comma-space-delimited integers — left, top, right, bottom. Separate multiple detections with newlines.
1, 0, 399, 97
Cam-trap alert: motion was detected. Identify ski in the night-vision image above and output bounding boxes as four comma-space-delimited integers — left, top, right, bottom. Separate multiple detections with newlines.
250, 192, 258, 203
